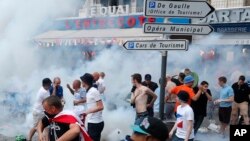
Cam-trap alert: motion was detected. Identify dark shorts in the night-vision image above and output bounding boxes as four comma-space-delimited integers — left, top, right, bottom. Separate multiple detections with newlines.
219, 107, 232, 124
88, 122, 104, 141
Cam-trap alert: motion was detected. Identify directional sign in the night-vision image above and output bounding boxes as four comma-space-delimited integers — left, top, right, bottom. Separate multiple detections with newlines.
144, 23, 213, 35
123, 40, 188, 50
144, 0, 215, 18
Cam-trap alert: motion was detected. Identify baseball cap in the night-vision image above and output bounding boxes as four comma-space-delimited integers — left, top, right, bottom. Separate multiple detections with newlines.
145, 74, 152, 81
80, 73, 94, 86
184, 75, 194, 84
131, 117, 168, 141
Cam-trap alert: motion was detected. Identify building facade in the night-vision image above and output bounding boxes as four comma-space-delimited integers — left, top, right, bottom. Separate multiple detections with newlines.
35, 0, 250, 47
211, 0, 249, 8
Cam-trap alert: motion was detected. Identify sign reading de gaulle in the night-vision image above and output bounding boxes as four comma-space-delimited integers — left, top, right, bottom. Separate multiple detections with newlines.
123, 40, 188, 50
144, 0, 215, 18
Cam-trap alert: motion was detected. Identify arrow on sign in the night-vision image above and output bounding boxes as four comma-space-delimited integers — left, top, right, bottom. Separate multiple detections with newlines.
144, 23, 213, 35
123, 40, 188, 50
144, 0, 215, 18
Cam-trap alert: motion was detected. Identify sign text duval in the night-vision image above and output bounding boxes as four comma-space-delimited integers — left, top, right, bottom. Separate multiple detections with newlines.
123, 40, 188, 50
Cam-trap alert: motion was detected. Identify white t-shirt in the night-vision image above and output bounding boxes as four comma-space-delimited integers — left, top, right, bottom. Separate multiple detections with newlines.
86, 87, 103, 123
33, 87, 50, 113
176, 105, 194, 139
97, 78, 105, 94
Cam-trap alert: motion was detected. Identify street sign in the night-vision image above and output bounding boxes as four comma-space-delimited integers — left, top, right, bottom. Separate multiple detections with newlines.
168, 18, 191, 24
123, 40, 188, 50
144, 0, 215, 18
144, 23, 213, 35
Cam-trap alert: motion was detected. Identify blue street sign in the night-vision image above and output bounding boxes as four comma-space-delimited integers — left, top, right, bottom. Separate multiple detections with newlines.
128, 42, 135, 49
149, 1, 156, 8
168, 18, 191, 24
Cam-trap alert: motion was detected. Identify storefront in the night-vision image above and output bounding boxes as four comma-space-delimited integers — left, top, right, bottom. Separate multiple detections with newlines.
34, 2, 250, 61
193, 7, 250, 46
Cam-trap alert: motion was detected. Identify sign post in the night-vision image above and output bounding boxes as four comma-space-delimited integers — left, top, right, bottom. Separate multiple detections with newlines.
123, 40, 188, 50
144, 0, 215, 18
121, 0, 215, 120
160, 50, 167, 120
144, 23, 213, 35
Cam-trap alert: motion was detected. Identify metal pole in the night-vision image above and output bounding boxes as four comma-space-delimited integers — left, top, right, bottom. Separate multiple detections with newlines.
159, 51, 167, 120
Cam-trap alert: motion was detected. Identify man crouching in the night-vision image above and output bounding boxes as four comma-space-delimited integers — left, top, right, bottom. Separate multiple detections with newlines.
37, 96, 92, 141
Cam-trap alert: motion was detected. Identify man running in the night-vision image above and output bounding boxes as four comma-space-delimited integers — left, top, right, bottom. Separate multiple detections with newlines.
27, 78, 51, 141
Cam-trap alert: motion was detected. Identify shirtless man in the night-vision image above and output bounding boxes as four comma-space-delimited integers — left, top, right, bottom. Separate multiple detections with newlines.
130, 73, 157, 124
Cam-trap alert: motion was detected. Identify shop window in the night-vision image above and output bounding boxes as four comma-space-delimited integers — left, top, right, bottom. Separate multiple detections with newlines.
101, 0, 124, 6
100, 0, 109, 6
110, 0, 119, 6
124, 0, 131, 5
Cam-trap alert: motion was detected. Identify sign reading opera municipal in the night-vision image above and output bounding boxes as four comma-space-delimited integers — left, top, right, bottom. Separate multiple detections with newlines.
144, 23, 213, 35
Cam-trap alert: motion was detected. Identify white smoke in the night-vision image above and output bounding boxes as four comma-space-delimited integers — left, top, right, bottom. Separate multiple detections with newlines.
0, 0, 249, 141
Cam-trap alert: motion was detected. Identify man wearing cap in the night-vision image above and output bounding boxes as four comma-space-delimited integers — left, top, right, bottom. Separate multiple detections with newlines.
125, 116, 169, 141
80, 73, 104, 141
169, 91, 194, 141
27, 78, 52, 141
184, 68, 199, 88
169, 75, 200, 114
142, 74, 158, 117
131, 73, 157, 124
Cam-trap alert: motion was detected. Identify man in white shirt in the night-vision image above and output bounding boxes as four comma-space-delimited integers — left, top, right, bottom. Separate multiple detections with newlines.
169, 91, 194, 141
80, 73, 104, 141
27, 78, 52, 141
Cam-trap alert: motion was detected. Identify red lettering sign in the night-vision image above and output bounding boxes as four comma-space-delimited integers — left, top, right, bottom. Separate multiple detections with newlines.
99, 18, 106, 28
75, 20, 81, 29
148, 17, 156, 23
92, 19, 97, 28
84, 20, 91, 28
108, 18, 115, 28
138, 16, 146, 26
65, 20, 71, 29
127, 17, 136, 27
117, 17, 124, 28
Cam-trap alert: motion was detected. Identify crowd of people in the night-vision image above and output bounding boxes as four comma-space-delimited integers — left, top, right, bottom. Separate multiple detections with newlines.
27, 72, 106, 141
129, 68, 250, 141
26, 68, 250, 141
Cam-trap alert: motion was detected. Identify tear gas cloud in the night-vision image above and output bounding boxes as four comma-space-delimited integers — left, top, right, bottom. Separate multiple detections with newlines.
0, 0, 250, 140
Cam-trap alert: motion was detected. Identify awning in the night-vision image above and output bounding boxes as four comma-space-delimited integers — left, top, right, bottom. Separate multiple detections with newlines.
193, 33, 250, 46
34, 28, 250, 47
34, 28, 162, 47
